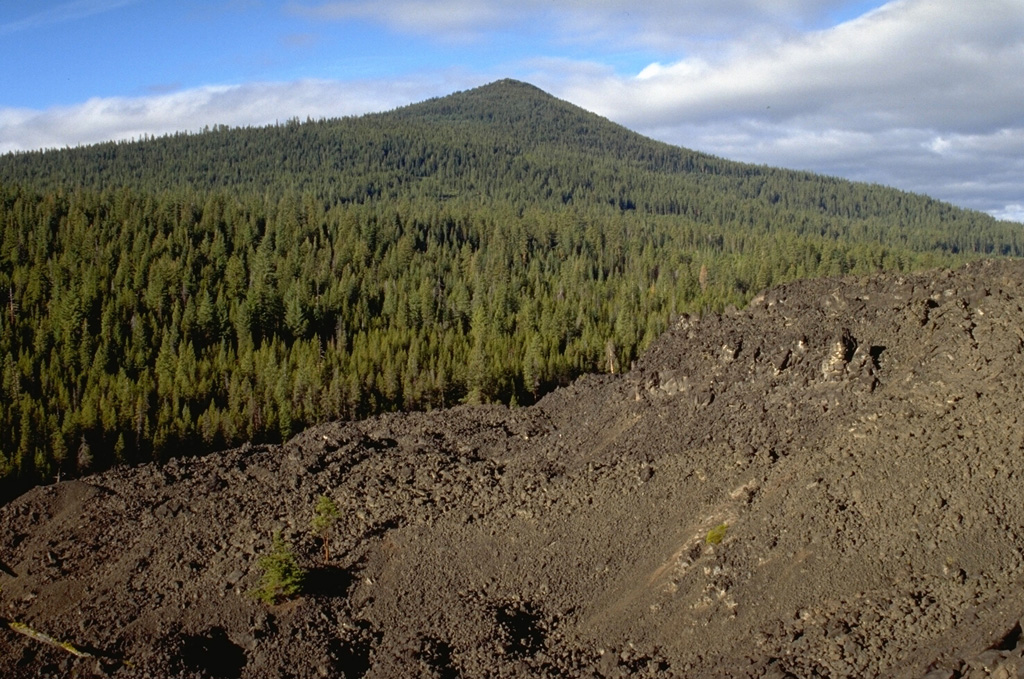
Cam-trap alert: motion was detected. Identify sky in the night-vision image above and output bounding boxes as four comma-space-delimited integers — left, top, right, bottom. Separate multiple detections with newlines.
1, 1, 1022, 223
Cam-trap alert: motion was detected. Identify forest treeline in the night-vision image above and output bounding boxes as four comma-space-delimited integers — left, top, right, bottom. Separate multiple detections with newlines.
0, 79, 1020, 496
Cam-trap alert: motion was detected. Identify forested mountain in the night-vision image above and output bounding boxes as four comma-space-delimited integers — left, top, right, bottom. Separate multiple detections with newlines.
0, 79, 1020, 497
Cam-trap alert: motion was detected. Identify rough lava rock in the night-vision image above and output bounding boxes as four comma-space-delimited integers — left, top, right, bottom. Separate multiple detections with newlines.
2, 259, 1024, 678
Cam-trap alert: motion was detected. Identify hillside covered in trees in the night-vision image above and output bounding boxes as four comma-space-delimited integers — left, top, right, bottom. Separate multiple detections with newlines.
0, 79, 1020, 497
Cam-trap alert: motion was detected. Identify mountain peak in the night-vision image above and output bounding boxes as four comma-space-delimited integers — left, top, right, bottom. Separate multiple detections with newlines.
476, 78, 547, 93
436, 79, 554, 102
388, 78, 573, 122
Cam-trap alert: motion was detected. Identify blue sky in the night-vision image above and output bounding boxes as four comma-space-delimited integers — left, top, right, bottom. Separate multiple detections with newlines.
1, 0, 1022, 222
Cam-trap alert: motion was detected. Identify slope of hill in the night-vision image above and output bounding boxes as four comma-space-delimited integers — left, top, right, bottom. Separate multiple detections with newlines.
1, 79, 1021, 498
2, 259, 1023, 678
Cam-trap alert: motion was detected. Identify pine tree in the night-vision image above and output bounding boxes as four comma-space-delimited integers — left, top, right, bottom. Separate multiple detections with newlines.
311, 494, 340, 563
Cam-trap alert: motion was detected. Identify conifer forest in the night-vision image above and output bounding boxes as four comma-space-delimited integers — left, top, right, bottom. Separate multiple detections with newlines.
1, 80, 1020, 497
